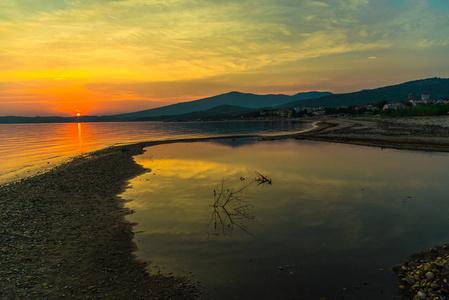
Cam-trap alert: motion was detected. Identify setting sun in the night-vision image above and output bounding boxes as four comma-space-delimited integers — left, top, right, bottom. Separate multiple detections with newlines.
76, 112, 81, 117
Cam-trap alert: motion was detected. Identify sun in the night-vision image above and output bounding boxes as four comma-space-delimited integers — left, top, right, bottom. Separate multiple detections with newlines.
76, 112, 81, 117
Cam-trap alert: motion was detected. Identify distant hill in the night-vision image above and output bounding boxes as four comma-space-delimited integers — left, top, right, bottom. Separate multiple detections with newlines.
113, 91, 332, 120
134, 105, 256, 121
115, 77, 449, 121
278, 77, 449, 109
276, 91, 404, 109
375, 77, 449, 97
2, 78, 448, 124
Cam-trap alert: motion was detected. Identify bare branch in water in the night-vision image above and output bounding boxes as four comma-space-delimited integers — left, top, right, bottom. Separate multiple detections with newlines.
255, 171, 272, 185
208, 171, 272, 238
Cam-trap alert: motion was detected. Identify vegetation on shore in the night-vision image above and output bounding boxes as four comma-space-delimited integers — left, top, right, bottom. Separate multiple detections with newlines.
381, 104, 449, 118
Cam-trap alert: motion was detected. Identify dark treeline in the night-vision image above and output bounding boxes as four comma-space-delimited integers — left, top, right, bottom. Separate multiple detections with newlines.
382, 104, 449, 118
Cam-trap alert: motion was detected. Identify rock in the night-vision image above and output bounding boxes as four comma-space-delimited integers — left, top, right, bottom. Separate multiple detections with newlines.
425, 271, 435, 280
417, 291, 427, 299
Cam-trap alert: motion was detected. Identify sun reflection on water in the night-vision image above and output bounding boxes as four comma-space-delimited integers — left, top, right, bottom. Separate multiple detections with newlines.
77, 123, 82, 148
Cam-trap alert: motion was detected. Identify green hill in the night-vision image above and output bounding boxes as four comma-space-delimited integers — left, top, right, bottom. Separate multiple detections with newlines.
278, 77, 449, 109
133, 105, 256, 121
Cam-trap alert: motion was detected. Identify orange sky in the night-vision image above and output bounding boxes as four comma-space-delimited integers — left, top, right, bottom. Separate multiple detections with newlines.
1, 0, 449, 116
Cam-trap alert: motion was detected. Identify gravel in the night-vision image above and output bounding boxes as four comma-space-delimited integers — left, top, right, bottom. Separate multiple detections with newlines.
0, 142, 202, 299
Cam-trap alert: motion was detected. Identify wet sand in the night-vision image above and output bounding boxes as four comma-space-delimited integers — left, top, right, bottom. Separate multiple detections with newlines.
1, 117, 449, 299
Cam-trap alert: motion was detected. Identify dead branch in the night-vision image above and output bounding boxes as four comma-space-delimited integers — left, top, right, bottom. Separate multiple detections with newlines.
255, 171, 272, 185
208, 171, 272, 238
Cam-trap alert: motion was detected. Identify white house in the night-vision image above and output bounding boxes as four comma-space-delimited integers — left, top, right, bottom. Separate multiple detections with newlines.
409, 92, 433, 106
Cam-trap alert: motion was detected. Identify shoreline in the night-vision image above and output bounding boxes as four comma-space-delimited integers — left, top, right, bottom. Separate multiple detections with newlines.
0, 140, 207, 299
1, 117, 449, 299
296, 116, 449, 153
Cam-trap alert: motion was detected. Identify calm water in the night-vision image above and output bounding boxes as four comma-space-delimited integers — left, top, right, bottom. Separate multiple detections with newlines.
0, 120, 310, 184
122, 139, 449, 300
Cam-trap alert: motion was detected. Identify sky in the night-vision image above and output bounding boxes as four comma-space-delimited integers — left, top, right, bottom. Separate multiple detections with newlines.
1, 0, 449, 117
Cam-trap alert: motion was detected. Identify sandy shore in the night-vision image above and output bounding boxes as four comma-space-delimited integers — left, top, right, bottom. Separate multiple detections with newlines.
295, 116, 449, 153
1, 116, 449, 299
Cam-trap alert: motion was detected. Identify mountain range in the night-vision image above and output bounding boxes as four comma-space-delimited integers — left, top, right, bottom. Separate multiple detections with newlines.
277, 77, 449, 110
1, 77, 448, 123
113, 77, 449, 121
113, 91, 331, 120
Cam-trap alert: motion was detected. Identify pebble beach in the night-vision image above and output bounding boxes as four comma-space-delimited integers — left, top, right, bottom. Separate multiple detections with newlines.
0, 141, 203, 299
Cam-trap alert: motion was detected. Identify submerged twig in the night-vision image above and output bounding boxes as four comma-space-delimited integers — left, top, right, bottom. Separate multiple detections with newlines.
208, 171, 272, 238
255, 171, 272, 185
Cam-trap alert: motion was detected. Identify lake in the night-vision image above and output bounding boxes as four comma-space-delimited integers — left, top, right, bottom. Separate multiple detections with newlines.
122, 138, 449, 300
0, 120, 310, 184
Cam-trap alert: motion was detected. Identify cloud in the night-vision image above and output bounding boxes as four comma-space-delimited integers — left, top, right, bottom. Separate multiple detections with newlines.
1, 0, 449, 116
416, 39, 449, 49
86, 78, 234, 101
0, 0, 398, 81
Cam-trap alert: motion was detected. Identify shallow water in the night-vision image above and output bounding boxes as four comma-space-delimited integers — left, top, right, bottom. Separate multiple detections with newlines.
0, 120, 309, 184
122, 139, 449, 300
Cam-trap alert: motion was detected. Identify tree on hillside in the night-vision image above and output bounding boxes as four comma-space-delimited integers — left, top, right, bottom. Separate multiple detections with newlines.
376, 100, 388, 110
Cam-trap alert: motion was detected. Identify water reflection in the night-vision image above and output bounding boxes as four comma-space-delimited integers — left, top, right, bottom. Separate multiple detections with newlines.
0, 123, 95, 183
209, 172, 272, 238
123, 139, 449, 300
209, 137, 260, 148
1, 120, 310, 184
77, 123, 82, 147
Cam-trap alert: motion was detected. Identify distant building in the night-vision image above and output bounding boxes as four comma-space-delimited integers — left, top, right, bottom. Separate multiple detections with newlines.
409, 92, 433, 106
383, 103, 405, 111
436, 99, 449, 105
312, 110, 326, 116
410, 100, 427, 106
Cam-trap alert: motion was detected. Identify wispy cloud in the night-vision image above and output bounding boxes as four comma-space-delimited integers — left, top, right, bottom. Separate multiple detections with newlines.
0, 0, 448, 115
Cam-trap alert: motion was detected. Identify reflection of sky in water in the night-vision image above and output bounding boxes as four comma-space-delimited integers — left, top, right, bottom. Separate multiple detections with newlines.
122, 139, 449, 300
0, 120, 310, 184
